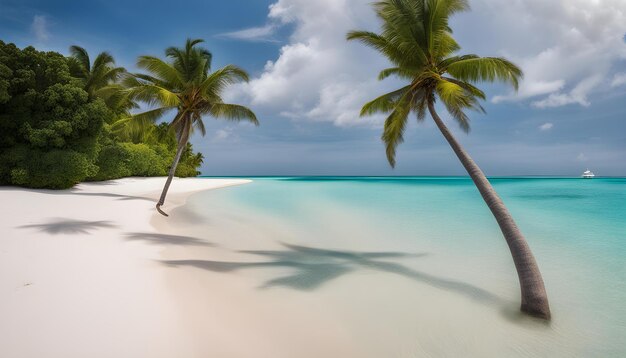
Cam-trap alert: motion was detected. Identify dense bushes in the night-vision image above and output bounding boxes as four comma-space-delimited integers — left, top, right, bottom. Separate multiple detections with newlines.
90, 142, 170, 181
0, 41, 203, 189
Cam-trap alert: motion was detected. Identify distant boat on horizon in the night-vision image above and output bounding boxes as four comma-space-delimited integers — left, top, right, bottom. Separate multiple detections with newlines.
582, 169, 595, 179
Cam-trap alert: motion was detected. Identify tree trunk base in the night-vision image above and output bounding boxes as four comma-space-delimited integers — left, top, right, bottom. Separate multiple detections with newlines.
156, 203, 169, 217
521, 302, 551, 320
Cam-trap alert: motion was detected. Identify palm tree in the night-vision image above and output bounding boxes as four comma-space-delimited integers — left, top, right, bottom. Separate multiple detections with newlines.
68, 45, 128, 109
347, 0, 550, 319
125, 39, 258, 216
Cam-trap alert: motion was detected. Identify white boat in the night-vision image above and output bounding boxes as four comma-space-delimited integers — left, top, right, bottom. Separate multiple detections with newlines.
582, 169, 595, 179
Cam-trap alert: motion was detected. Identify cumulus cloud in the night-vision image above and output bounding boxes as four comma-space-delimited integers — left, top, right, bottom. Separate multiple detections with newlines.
216, 24, 278, 42
226, 0, 401, 127
531, 74, 603, 108
31, 15, 49, 41
539, 122, 554, 131
228, 0, 626, 128
484, 0, 626, 108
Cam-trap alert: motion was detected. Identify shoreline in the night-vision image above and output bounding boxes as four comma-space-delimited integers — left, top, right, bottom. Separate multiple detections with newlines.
0, 177, 250, 358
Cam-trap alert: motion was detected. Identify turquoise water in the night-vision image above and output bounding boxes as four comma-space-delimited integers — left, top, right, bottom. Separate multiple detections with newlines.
183, 177, 626, 356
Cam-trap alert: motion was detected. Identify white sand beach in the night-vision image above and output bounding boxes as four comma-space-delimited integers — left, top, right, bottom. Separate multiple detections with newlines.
0, 178, 249, 358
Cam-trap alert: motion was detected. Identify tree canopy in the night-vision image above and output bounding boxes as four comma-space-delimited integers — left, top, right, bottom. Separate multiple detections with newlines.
347, 0, 522, 167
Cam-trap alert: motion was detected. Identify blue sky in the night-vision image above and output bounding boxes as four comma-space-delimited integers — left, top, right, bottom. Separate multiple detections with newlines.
2, 0, 626, 176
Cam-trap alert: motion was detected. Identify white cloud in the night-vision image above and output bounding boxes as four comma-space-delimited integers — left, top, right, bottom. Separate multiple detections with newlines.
539, 122, 554, 131
212, 127, 239, 142
577, 152, 588, 162
479, 0, 626, 108
31, 15, 49, 42
216, 24, 278, 42
611, 72, 626, 87
228, 0, 626, 128
226, 0, 400, 127
531, 74, 603, 108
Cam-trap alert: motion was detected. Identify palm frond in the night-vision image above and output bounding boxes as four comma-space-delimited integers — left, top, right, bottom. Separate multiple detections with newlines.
192, 113, 206, 137
346, 31, 391, 53
92, 52, 115, 71
209, 103, 259, 125
435, 79, 484, 132
445, 56, 523, 90
165, 38, 212, 83
375, 0, 429, 65
381, 93, 412, 168
95, 84, 137, 113
424, 0, 469, 53
126, 82, 181, 108
199, 64, 249, 95
69, 45, 90, 73
442, 76, 485, 100
129, 106, 176, 124
137, 56, 184, 88
378, 67, 417, 80
360, 85, 412, 116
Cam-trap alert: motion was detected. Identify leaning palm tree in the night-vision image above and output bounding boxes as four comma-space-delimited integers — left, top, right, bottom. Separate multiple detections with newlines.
125, 39, 258, 216
347, 0, 550, 319
68, 45, 127, 106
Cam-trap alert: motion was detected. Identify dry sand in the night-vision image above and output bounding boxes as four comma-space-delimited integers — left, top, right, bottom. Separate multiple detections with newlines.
0, 177, 249, 358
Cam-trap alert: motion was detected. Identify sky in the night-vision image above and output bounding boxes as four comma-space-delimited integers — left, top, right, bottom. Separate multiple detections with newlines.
1, 0, 626, 176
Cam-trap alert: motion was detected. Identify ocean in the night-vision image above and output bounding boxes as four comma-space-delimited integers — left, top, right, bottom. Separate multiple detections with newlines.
174, 177, 626, 356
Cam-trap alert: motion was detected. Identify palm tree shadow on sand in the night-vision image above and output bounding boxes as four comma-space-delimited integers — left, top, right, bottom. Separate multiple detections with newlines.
0, 187, 152, 202
18, 218, 117, 235
125, 232, 214, 247
163, 242, 505, 306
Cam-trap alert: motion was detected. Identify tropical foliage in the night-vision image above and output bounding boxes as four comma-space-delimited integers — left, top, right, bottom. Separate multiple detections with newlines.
348, 0, 551, 319
0, 41, 203, 189
125, 38, 258, 215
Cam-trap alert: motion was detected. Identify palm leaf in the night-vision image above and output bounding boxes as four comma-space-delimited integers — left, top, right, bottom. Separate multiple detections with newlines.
69, 45, 90, 73
378, 67, 417, 80
92, 52, 115, 71
137, 56, 184, 88
126, 81, 181, 108
209, 103, 259, 125
445, 56, 522, 90
199, 64, 249, 95
360, 85, 412, 116
381, 91, 413, 167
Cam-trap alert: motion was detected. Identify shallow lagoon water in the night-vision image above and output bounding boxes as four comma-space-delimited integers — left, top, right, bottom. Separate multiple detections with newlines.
178, 177, 626, 357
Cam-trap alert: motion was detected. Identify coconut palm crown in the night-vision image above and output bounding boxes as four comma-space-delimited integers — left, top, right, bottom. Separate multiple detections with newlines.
348, 0, 551, 319
348, 0, 522, 166
68, 45, 128, 109
125, 38, 258, 216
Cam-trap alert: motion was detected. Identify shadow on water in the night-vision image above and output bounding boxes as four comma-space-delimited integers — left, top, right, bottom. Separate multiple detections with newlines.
18, 218, 117, 235
163, 242, 505, 306
125, 232, 214, 247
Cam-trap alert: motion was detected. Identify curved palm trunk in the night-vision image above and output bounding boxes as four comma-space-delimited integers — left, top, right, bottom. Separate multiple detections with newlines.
428, 101, 550, 319
156, 120, 191, 217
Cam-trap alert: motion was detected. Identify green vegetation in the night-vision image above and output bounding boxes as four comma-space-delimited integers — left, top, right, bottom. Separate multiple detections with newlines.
0, 40, 204, 189
125, 39, 258, 216
348, 0, 550, 319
